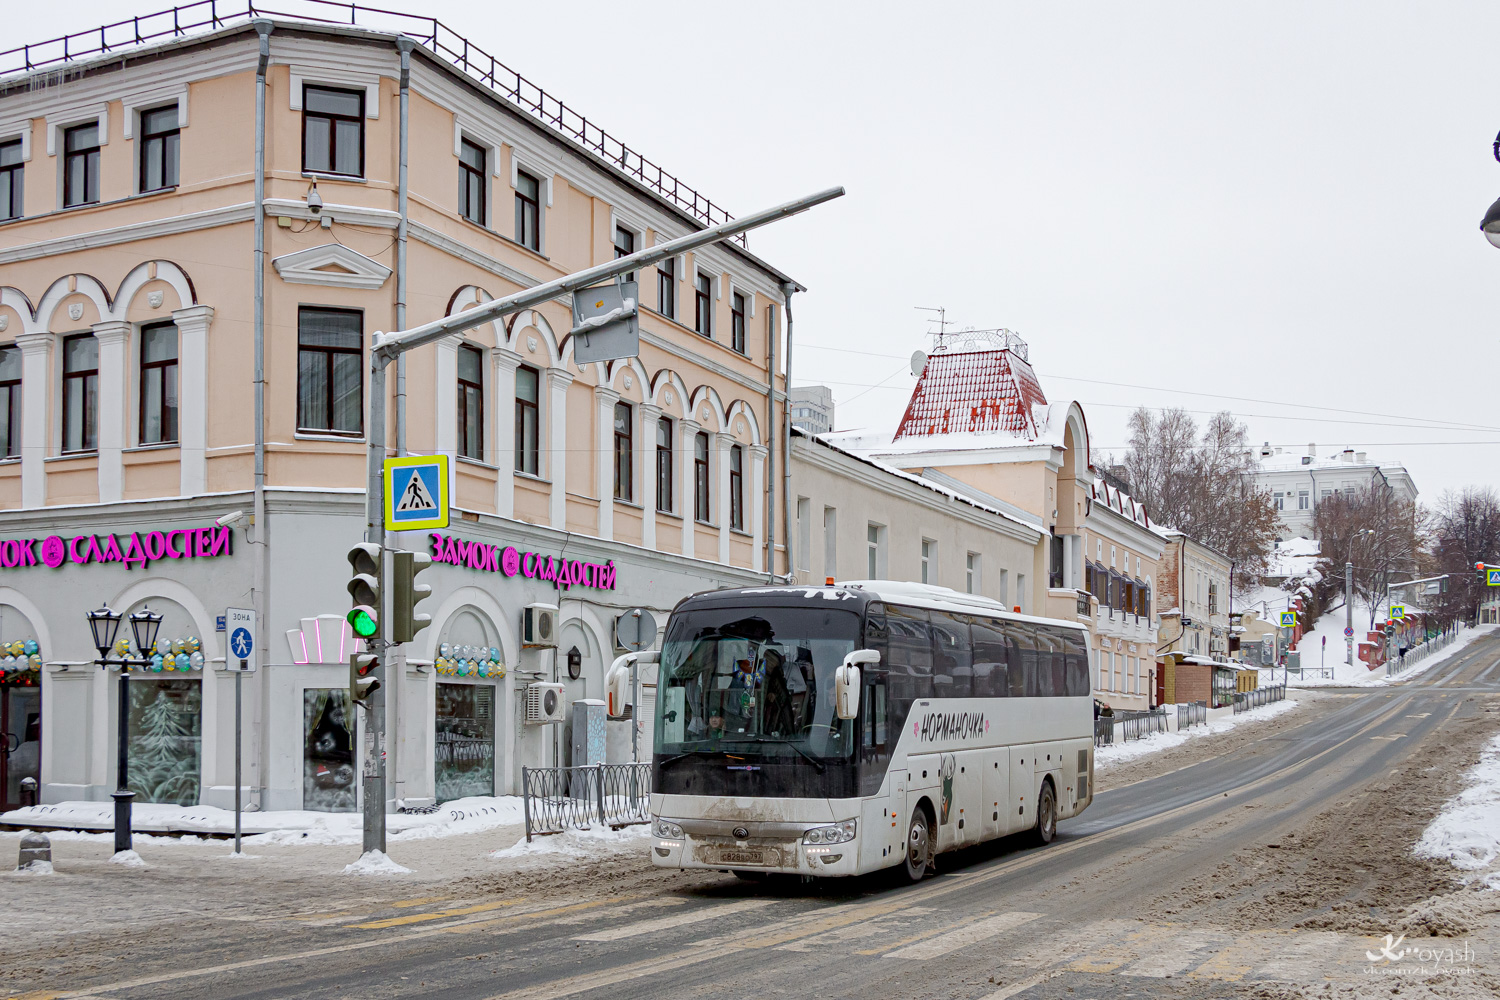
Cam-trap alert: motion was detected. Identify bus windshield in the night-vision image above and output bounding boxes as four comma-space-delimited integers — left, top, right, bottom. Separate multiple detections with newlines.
657, 605, 860, 761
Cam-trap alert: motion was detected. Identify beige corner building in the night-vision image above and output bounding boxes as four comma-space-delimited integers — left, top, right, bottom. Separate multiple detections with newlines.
0, 11, 803, 813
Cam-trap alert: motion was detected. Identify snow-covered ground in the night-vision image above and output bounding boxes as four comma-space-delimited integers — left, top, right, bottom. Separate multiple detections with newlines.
1287, 622, 1496, 688
1095, 698, 1301, 765
0, 794, 526, 845
1415, 733, 1500, 891
488, 824, 648, 860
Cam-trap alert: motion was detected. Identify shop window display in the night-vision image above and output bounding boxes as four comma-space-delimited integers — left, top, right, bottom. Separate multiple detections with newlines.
435, 683, 495, 803
128, 679, 201, 805
304, 688, 355, 812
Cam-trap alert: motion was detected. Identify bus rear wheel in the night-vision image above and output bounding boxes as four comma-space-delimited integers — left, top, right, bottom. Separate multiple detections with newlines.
902, 807, 931, 882
1032, 780, 1056, 846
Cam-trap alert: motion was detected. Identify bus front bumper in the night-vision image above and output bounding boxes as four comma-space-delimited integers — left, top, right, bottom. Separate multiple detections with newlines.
649, 823, 859, 877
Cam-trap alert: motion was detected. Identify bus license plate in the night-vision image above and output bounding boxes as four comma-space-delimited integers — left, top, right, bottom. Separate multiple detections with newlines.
720, 849, 765, 865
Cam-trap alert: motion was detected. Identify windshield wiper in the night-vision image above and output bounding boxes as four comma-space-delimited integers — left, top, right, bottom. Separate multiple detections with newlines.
741, 735, 826, 773
657, 748, 731, 768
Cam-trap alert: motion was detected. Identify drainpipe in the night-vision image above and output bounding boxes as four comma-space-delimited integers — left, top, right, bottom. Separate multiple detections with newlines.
395, 37, 413, 456
764, 301, 777, 582
252, 18, 272, 809
779, 282, 797, 583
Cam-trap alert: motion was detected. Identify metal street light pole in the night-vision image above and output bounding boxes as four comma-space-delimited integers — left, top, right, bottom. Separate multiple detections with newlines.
86, 604, 164, 855
356, 186, 844, 852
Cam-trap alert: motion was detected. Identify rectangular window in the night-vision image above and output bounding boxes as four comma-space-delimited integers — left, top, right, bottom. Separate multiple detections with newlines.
139, 322, 179, 445
457, 344, 484, 460
302, 85, 364, 177
921, 538, 934, 584
1, 138, 24, 220
729, 444, 744, 530
129, 679, 202, 805
303, 688, 354, 812
695, 272, 713, 337
1298, 490, 1309, 510
458, 138, 486, 225
63, 123, 101, 207
62, 333, 98, 453
139, 105, 180, 193
656, 416, 673, 512
658, 256, 676, 320
729, 294, 750, 358
823, 506, 837, 579
613, 401, 633, 502
0, 345, 19, 459
693, 431, 710, 521
614, 225, 636, 281
867, 523, 885, 578
514, 169, 540, 250
1273, 493, 1285, 511
966, 552, 979, 594
296, 307, 362, 435
515, 365, 540, 475
1099, 650, 1110, 691
796, 497, 811, 568
1016, 573, 1027, 613
999, 568, 1010, 606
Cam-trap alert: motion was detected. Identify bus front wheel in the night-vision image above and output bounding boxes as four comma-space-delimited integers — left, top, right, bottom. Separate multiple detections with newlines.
1033, 780, 1056, 846
902, 808, 931, 882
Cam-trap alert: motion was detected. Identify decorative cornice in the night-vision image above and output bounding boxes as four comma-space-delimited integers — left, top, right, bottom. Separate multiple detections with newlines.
271, 243, 392, 290
0, 202, 254, 265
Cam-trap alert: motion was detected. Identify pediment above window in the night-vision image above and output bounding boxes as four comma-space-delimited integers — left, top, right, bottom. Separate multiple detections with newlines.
272, 243, 392, 290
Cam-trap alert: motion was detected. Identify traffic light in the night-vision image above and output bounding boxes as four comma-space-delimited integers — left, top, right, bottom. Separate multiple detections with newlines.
392, 550, 433, 643
350, 650, 380, 706
347, 542, 382, 640
1479, 562, 1488, 585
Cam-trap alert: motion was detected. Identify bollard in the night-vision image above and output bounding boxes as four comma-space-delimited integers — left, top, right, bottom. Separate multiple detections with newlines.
19, 775, 37, 807
17, 831, 51, 870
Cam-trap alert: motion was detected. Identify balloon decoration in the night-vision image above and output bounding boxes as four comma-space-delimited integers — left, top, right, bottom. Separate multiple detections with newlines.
0, 638, 43, 681
433, 647, 504, 679
123, 635, 211, 672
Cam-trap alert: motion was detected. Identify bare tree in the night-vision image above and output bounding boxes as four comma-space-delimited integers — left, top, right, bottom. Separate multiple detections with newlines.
1121, 407, 1279, 587
1312, 486, 1421, 629
1427, 487, 1500, 623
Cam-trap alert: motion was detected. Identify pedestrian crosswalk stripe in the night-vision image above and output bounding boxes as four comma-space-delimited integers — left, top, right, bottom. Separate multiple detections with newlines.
573, 899, 776, 942
881, 911, 1041, 960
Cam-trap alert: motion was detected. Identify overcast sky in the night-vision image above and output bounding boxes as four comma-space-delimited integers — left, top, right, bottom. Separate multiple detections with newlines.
13, 2, 1500, 501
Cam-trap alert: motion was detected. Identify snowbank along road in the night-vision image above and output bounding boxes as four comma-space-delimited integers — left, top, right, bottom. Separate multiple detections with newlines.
6, 633, 1500, 1000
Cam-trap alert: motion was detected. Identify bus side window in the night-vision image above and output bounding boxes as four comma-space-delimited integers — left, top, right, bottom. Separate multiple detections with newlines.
1036, 627, 1066, 697
863, 677, 888, 751
929, 611, 973, 698
1003, 622, 1036, 697
887, 605, 933, 702
971, 618, 1009, 697
1060, 628, 1090, 697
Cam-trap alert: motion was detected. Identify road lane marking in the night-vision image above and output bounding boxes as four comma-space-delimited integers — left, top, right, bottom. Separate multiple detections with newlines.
1369, 734, 1406, 741
572, 899, 773, 941
980, 969, 1066, 999
391, 896, 451, 908
881, 910, 1041, 959
353, 898, 522, 929
445, 898, 624, 934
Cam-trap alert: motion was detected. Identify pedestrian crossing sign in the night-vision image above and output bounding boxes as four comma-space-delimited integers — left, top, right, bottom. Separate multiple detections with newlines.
1279, 611, 1297, 628
1390, 604, 1406, 620
1488, 568, 1500, 586
384, 454, 449, 531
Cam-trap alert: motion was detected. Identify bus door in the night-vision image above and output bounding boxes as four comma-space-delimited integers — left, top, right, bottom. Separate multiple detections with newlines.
859, 672, 903, 870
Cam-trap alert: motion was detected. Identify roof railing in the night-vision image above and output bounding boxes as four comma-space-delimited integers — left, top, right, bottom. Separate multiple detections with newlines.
0, 0, 743, 244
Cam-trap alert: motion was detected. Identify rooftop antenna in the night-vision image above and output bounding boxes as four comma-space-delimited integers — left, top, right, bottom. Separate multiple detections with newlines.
915, 305, 951, 351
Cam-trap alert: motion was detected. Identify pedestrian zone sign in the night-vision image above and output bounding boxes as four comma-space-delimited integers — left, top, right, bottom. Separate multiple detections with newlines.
1390, 604, 1407, 620
1279, 611, 1297, 628
1489, 568, 1500, 586
384, 454, 449, 531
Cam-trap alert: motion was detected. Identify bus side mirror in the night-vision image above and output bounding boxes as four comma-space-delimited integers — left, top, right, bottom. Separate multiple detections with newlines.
836, 650, 879, 720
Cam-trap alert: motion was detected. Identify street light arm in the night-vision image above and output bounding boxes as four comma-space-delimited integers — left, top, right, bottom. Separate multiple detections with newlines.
370, 186, 845, 363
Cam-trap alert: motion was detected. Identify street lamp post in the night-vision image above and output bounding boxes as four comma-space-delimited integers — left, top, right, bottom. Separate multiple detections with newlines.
86, 604, 164, 855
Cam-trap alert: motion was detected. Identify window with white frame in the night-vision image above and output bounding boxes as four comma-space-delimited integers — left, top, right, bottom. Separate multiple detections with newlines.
965, 552, 979, 594
999, 568, 1009, 606
823, 506, 837, 579
138, 105, 180, 193
920, 538, 935, 584
1016, 573, 1026, 612
63, 122, 101, 207
867, 523, 886, 578
796, 497, 810, 569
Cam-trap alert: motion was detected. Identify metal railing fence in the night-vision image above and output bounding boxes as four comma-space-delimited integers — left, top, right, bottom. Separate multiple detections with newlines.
1095, 707, 1170, 747
1386, 628, 1460, 678
1233, 682, 1286, 714
1177, 700, 1207, 730
0, 0, 745, 243
520, 762, 651, 842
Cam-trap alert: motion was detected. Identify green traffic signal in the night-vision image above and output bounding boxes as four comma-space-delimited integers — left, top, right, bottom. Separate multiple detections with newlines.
347, 606, 378, 638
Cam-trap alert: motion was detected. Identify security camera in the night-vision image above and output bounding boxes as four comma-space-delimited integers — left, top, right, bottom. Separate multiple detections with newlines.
306, 183, 323, 217
216, 510, 245, 527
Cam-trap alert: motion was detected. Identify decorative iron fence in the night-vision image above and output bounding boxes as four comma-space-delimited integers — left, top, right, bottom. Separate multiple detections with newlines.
1095, 707, 1170, 747
0, 0, 744, 243
1177, 700, 1207, 730
1386, 628, 1460, 678
1233, 683, 1286, 714
520, 762, 651, 842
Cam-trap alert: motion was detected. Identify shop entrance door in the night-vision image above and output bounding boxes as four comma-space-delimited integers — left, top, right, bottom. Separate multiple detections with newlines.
1, 685, 41, 811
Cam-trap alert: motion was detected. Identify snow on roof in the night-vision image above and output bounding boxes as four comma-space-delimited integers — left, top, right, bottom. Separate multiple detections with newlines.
1253, 448, 1405, 474
894, 348, 1047, 441
1088, 478, 1162, 534
1265, 537, 1322, 579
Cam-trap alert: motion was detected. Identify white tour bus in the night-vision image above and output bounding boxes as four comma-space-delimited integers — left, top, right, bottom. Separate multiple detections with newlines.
637, 580, 1095, 881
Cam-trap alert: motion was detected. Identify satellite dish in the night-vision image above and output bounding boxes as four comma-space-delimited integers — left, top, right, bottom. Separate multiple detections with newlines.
909, 350, 928, 377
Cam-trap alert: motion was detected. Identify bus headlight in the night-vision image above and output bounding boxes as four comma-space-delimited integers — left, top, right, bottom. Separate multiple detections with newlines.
654, 819, 684, 840
803, 820, 856, 845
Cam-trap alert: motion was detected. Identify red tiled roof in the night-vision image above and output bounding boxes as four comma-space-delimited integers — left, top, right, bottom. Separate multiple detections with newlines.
893, 349, 1048, 440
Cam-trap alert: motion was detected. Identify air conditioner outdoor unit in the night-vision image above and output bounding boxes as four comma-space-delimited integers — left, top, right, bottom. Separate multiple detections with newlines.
522, 603, 558, 647
525, 682, 566, 724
